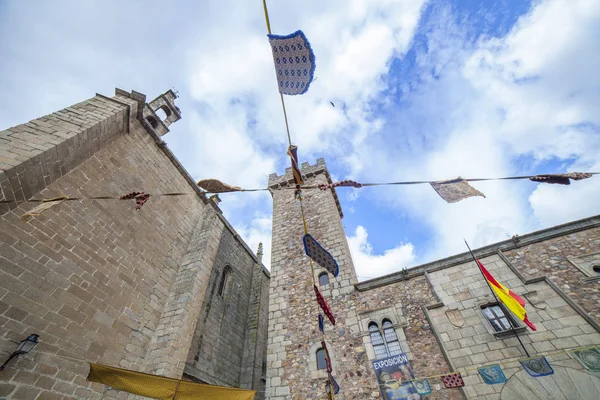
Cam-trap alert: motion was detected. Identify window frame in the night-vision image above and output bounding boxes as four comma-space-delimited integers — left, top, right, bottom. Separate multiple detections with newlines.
217, 266, 231, 297
480, 302, 527, 338
368, 319, 404, 360
318, 272, 330, 286
316, 348, 327, 370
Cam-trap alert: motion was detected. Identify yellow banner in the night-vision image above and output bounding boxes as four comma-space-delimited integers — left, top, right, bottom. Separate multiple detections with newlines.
88, 363, 255, 400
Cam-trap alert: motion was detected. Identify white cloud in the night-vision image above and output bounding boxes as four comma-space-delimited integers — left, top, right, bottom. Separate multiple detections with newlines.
236, 214, 273, 271
347, 226, 416, 281
348, 0, 600, 266
3, 0, 597, 284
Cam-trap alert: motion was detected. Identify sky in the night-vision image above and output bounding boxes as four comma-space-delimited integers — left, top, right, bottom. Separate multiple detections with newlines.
1, 0, 599, 281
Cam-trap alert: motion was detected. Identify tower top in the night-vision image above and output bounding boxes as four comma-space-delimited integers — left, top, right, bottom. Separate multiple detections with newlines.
268, 158, 343, 219
142, 89, 182, 136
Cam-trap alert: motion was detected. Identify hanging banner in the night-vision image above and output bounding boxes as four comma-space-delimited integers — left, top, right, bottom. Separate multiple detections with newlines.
268, 30, 316, 95
314, 285, 335, 325
478, 365, 507, 384
287, 145, 304, 186
570, 347, 600, 372
304, 234, 340, 277
372, 353, 420, 400
430, 178, 485, 203
441, 372, 465, 388
519, 356, 554, 377
318, 314, 325, 334
411, 378, 431, 396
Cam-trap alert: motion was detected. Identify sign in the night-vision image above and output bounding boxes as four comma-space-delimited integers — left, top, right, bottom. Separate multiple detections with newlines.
372, 354, 421, 400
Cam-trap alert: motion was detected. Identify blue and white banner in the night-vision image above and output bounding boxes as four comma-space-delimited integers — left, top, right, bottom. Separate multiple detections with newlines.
268, 30, 316, 95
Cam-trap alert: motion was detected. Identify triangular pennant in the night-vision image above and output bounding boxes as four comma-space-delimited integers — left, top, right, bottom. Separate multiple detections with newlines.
570, 347, 600, 372
411, 378, 432, 395
441, 372, 464, 388
430, 178, 485, 203
314, 285, 335, 325
519, 356, 554, 377
478, 365, 507, 384
318, 314, 325, 334
267, 30, 316, 95
304, 234, 339, 277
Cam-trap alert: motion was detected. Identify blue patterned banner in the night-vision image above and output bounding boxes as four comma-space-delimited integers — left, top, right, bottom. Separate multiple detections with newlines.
478, 365, 507, 384
520, 356, 554, 377
268, 30, 315, 95
304, 234, 339, 277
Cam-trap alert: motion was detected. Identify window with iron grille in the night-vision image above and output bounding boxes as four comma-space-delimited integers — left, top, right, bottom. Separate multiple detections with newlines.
369, 319, 403, 359
481, 304, 517, 332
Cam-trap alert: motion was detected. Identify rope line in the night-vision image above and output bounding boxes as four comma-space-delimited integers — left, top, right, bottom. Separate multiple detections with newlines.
4, 171, 596, 204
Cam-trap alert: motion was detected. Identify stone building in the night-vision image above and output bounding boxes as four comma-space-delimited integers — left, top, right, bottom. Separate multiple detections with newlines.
1, 87, 600, 400
0, 89, 269, 399
266, 159, 600, 399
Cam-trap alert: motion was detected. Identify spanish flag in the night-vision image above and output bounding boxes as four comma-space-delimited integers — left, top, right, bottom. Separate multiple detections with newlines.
476, 259, 537, 331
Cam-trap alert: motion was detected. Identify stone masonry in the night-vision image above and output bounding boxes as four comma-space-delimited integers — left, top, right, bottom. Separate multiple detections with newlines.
266, 158, 600, 399
0, 89, 269, 399
266, 160, 462, 399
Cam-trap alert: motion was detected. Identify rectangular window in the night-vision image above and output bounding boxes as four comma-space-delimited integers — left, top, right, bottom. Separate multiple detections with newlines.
482, 304, 516, 332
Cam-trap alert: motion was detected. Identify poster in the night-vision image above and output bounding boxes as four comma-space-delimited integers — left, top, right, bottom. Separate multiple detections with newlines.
372, 353, 421, 400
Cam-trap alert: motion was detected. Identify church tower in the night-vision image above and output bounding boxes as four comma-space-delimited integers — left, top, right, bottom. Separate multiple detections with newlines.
265, 158, 360, 399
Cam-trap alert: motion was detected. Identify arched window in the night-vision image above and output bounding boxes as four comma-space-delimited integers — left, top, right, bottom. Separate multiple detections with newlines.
146, 116, 158, 129
218, 267, 231, 297
155, 105, 171, 122
593, 264, 600, 274
318, 272, 329, 286
316, 348, 326, 370
382, 319, 402, 356
369, 322, 388, 360
369, 319, 403, 359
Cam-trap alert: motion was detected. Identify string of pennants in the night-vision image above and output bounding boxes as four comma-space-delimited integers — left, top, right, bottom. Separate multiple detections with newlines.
7, 170, 598, 221
195, 172, 598, 204
8, 170, 598, 222
260, 1, 341, 398
386, 345, 600, 396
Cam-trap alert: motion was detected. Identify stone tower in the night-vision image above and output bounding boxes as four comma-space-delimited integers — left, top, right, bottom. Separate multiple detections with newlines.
265, 159, 359, 399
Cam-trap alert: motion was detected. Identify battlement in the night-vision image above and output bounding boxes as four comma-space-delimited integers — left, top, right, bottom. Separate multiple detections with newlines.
268, 157, 343, 219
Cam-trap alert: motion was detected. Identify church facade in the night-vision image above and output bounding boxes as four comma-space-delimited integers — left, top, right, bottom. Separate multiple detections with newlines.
0, 88, 599, 399
0, 89, 269, 399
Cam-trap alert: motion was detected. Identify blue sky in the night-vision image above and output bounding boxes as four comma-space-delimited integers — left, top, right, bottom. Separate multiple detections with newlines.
1, 0, 599, 280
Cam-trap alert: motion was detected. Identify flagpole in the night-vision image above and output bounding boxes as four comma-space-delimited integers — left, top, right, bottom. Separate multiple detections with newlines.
463, 240, 530, 357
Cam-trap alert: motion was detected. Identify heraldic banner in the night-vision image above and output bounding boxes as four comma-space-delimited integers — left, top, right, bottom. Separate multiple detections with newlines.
372, 354, 421, 400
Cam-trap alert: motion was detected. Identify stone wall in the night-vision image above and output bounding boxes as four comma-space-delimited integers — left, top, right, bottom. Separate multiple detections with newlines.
502, 226, 600, 322
266, 160, 460, 400
425, 253, 600, 399
0, 90, 269, 399
266, 158, 600, 400
184, 224, 270, 396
